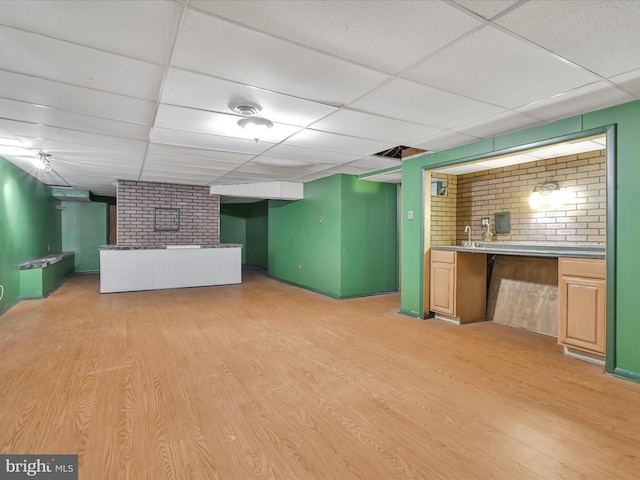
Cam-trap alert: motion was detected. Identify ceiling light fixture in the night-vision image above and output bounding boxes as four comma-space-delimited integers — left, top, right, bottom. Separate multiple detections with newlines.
229, 102, 262, 116
37, 152, 52, 173
237, 117, 273, 141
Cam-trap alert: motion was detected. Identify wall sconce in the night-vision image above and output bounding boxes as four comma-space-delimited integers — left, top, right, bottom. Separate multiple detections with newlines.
529, 181, 564, 209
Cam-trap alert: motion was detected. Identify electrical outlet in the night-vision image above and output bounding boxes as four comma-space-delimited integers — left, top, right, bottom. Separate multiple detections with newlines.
298, 264, 302, 270
318, 216, 323, 224
481, 217, 490, 226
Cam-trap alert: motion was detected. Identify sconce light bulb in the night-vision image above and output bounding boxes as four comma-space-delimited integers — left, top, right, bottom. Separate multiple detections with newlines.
529, 190, 542, 210
549, 188, 565, 209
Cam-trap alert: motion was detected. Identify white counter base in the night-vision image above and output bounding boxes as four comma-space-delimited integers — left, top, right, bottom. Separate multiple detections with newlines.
100, 247, 241, 293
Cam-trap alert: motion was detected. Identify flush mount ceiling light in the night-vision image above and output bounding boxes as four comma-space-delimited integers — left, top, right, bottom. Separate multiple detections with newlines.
237, 117, 274, 141
529, 181, 564, 210
229, 102, 262, 116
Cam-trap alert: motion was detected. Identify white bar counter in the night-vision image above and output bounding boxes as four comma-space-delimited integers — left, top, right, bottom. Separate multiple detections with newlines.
99, 244, 242, 293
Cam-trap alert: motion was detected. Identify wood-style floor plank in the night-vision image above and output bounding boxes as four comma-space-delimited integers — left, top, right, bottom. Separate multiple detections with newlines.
1, 270, 639, 479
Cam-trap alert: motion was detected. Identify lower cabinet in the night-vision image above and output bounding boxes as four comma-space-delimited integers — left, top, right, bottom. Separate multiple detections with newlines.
430, 249, 487, 324
558, 257, 606, 355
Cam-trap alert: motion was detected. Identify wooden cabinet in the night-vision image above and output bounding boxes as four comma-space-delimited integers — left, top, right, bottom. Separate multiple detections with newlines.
430, 249, 487, 324
558, 257, 606, 355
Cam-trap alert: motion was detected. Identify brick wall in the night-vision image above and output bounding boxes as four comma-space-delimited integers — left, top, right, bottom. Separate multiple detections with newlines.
117, 180, 220, 245
430, 174, 458, 246
455, 150, 605, 244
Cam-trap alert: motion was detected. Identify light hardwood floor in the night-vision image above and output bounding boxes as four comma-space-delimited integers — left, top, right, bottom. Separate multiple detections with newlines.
1, 270, 639, 479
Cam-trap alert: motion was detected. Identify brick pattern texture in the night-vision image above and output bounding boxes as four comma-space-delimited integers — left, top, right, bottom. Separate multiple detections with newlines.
430, 174, 458, 246
428, 150, 606, 246
117, 180, 220, 246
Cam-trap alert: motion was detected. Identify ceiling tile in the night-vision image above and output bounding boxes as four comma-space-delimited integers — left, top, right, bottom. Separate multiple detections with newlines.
344, 156, 401, 171
213, 171, 289, 183
189, 0, 482, 74
349, 78, 505, 129
411, 130, 481, 152
53, 162, 140, 178
149, 127, 272, 155
147, 144, 253, 165
452, 110, 543, 139
139, 173, 215, 186
285, 129, 393, 156
233, 162, 318, 178
0, 0, 181, 64
251, 156, 327, 171
8, 122, 148, 152
310, 109, 439, 144
251, 155, 312, 170
0, 26, 164, 100
516, 81, 634, 122
496, 0, 640, 77
0, 99, 150, 140
319, 164, 372, 176
142, 156, 236, 176
403, 26, 599, 109
171, 9, 389, 106
52, 151, 144, 166
161, 69, 338, 126
154, 104, 303, 143
451, 0, 520, 20
609, 68, 640, 98
263, 144, 361, 165
0, 70, 157, 125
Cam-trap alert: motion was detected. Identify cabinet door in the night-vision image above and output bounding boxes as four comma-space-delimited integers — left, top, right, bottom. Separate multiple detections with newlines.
558, 275, 606, 354
430, 261, 455, 316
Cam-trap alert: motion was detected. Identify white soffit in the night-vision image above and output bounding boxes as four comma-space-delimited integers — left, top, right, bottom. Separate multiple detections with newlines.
210, 181, 304, 200
432, 135, 607, 175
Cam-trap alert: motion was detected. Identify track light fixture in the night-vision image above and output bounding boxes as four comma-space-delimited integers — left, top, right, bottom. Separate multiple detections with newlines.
38, 152, 52, 173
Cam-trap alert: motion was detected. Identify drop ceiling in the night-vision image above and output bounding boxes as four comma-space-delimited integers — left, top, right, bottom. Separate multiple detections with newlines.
0, 0, 638, 197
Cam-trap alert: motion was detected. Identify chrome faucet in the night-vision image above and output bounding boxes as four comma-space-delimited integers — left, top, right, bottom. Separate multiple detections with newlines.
464, 225, 471, 244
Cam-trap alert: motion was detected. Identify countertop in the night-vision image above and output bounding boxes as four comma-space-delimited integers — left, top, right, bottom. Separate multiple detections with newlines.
19, 251, 75, 269
99, 244, 243, 250
432, 242, 605, 259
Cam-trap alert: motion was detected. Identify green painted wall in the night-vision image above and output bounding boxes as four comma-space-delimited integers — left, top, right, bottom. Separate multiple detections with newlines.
268, 174, 398, 298
400, 99, 640, 382
220, 211, 247, 263
220, 201, 268, 268
245, 201, 268, 268
61, 201, 107, 272
340, 175, 398, 297
0, 155, 61, 313
269, 175, 342, 297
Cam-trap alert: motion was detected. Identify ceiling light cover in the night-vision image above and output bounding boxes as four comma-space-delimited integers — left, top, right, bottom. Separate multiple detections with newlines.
237, 117, 274, 140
